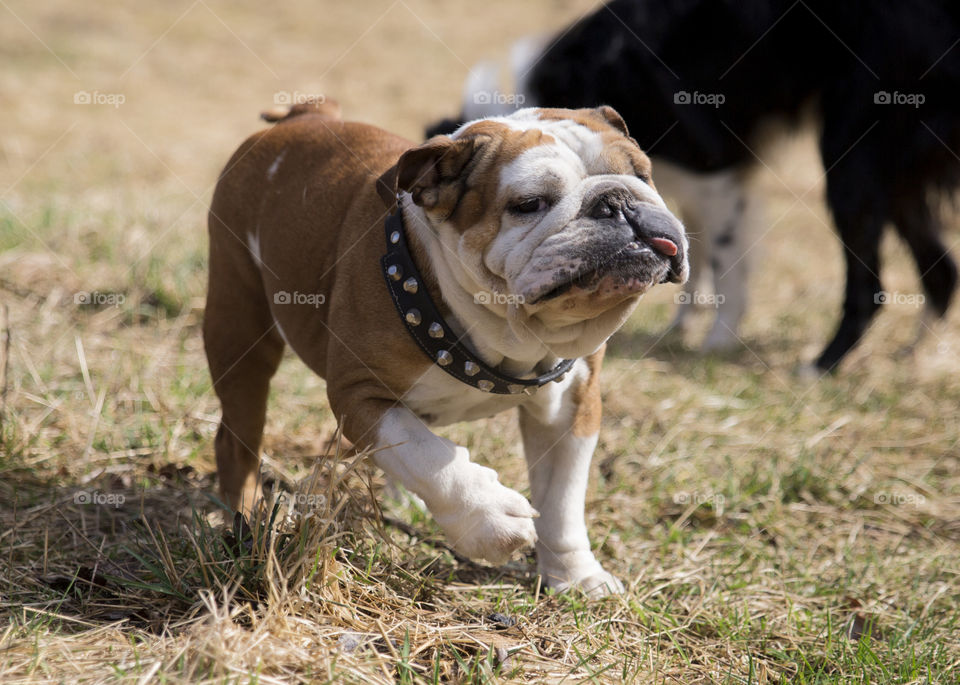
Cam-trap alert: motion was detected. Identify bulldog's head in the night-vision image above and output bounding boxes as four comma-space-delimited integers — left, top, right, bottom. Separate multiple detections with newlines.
382, 106, 688, 358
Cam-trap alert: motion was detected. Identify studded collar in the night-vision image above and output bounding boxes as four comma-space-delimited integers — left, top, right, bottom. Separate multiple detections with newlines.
380, 209, 575, 395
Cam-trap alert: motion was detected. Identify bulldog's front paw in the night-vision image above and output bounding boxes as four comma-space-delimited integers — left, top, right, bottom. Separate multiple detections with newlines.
558, 570, 625, 598
538, 551, 625, 598
433, 466, 538, 565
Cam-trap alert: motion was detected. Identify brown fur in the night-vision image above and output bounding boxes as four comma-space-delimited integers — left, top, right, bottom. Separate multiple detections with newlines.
535, 107, 654, 185
205, 112, 434, 511
572, 345, 605, 438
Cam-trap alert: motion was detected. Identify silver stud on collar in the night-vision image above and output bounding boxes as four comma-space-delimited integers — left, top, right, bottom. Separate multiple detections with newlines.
428, 322, 444, 338
405, 308, 421, 326
436, 349, 452, 366
390, 230, 401, 244
403, 277, 418, 294
387, 264, 403, 281
464, 361, 480, 376
477, 380, 495, 392
507, 384, 525, 394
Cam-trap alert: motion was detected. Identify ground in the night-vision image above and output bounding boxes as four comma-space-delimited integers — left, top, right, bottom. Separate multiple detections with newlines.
1, 0, 959, 683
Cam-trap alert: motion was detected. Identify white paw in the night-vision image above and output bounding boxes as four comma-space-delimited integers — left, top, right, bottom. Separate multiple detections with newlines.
795, 362, 823, 382
432, 465, 538, 565
538, 552, 624, 598
569, 570, 625, 598
542, 566, 624, 598
702, 323, 741, 352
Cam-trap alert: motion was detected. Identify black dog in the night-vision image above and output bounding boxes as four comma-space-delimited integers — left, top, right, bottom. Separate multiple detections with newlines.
428, 0, 960, 371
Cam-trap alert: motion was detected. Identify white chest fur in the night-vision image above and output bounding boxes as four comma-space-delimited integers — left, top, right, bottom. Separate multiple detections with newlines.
401, 360, 581, 426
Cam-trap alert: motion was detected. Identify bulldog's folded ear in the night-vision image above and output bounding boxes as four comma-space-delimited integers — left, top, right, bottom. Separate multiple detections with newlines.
587, 105, 646, 165
377, 135, 484, 218
592, 105, 630, 138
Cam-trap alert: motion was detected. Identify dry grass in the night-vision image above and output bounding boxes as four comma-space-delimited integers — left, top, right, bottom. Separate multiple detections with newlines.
2, 0, 960, 682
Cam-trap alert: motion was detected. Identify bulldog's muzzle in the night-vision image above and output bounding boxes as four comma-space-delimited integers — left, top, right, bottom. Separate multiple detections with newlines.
587, 189, 688, 284
622, 202, 687, 283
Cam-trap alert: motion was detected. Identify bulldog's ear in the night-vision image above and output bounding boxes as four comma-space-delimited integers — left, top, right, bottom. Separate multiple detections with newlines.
375, 164, 401, 210
592, 105, 630, 138
392, 135, 482, 216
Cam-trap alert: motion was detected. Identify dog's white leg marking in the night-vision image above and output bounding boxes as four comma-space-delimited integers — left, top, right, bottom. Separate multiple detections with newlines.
668, 210, 705, 333
653, 160, 751, 350
519, 357, 623, 597
704, 181, 750, 351
653, 159, 711, 334
375, 408, 538, 564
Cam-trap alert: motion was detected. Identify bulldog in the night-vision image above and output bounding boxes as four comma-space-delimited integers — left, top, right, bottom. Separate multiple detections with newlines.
204, 101, 688, 597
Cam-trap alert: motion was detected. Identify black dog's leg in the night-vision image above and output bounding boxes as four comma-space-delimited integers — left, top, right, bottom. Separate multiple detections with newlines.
892, 194, 958, 319
816, 194, 886, 373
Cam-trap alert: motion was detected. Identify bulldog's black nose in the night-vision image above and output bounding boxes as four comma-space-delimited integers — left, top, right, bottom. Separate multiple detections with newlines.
622, 202, 687, 283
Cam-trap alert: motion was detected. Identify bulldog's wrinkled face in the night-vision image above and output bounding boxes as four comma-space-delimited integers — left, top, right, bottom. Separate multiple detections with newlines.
389, 106, 688, 329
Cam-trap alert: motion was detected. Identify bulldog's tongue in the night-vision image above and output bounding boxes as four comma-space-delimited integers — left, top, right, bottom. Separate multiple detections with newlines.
649, 237, 678, 256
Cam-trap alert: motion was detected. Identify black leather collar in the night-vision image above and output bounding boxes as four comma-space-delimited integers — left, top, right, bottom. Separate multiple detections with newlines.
380, 209, 575, 394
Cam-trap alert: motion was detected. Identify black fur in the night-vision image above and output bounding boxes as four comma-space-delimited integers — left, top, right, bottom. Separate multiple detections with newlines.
428, 0, 960, 370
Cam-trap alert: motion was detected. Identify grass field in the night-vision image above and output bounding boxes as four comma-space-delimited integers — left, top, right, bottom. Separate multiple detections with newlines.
2, 0, 959, 682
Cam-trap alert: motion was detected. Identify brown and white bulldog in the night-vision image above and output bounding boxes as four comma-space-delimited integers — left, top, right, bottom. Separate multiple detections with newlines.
204, 101, 687, 597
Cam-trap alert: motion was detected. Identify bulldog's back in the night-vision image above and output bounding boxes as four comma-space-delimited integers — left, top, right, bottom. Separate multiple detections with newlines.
208, 110, 419, 383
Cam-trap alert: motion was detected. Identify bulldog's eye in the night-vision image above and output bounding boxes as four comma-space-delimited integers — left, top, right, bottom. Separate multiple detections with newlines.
510, 197, 547, 214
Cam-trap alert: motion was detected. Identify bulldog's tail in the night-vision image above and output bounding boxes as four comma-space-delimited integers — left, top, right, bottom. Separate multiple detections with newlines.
260, 98, 341, 124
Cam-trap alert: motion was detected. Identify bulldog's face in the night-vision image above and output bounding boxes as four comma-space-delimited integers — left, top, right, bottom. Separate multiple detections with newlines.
388, 106, 687, 335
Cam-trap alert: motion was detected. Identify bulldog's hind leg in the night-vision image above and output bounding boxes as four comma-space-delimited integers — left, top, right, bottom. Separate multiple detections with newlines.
203, 228, 285, 516
519, 348, 623, 598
